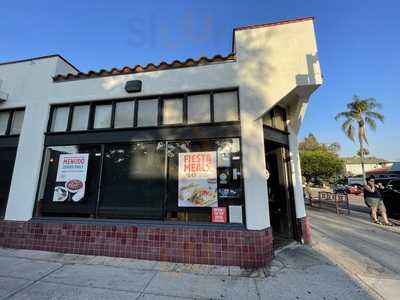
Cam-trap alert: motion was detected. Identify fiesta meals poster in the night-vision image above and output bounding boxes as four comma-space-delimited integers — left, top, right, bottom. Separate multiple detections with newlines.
53, 153, 89, 203
178, 151, 218, 207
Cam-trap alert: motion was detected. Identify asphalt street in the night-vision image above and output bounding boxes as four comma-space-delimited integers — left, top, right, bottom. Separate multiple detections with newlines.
309, 207, 400, 300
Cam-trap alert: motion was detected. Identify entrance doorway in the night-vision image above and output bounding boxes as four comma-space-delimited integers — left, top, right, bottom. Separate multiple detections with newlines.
0, 146, 17, 219
265, 141, 297, 248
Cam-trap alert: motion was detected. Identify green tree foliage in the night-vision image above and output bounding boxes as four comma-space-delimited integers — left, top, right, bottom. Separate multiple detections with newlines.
299, 134, 344, 182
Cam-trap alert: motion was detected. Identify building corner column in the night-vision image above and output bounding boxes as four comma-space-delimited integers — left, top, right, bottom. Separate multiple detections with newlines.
5, 103, 48, 221
288, 124, 312, 243
240, 115, 270, 231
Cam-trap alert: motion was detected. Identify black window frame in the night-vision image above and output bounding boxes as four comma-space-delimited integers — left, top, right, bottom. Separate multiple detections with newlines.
113, 99, 136, 129
0, 107, 25, 137
46, 88, 240, 134
212, 90, 241, 123
186, 93, 212, 125
92, 101, 113, 129
69, 103, 91, 132
263, 105, 288, 133
35, 135, 245, 224
0, 107, 24, 219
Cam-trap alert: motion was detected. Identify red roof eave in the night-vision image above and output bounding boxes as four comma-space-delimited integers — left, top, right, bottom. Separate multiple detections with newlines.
53, 53, 236, 82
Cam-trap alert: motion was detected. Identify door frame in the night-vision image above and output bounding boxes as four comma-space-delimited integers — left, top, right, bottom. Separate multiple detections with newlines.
264, 127, 299, 241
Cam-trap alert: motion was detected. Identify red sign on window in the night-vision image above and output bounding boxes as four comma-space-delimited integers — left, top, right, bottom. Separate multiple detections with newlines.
212, 207, 227, 223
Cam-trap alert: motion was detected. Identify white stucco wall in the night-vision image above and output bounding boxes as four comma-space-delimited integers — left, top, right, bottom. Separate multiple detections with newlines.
0, 18, 321, 230
234, 19, 321, 229
0, 57, 62, 221
345, 163, 383, 175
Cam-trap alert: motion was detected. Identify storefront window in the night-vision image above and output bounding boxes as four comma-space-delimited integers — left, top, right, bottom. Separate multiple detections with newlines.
37, 138, 243, 223
137, 99, 158, 127
71, 105, 90, 131
187, 94, 211, 124
0, 111, 9, 135
51, 106, 69, 132
9, 110, 25, 135
213, 91, 239, 122
163, 98, 183, 125
114, 101, 134, 128
39, 145, 102, 217
165, 138, 242, 223
93, 104, 112, 129
98, 142, 165, 219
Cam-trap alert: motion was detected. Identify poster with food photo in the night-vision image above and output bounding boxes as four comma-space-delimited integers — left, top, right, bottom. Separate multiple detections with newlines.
52, 153, 89, 202
178, 151, 218, 207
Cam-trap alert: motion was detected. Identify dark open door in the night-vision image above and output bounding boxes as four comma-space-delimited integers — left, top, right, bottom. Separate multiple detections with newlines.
0, 147, 17, 219
265, 141, 297, 246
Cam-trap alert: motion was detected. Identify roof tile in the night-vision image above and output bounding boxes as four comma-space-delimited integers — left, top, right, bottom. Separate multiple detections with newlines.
53, 53, 236, 82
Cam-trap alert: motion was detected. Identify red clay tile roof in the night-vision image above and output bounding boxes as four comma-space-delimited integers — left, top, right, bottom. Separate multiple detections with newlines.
366, 164, 392, 174
53, 53, 236, 82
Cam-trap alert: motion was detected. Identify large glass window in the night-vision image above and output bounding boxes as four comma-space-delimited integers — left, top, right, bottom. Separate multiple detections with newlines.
0, 147, 17, 218
114, 101, 134, 128
51, 106, 69, 132
39, 145, 102, 217
187, 94, 211, 124
0, 111, 9, 135
71, 105, 90, 131
166, 138, 242, 223
37, 138, 243, 223
213, 91, 239, 122
93, 104, 112, 129
98, 142, 165, 219
10, 110, 25, 135
137, 99, 158, 127
163, 98, 183, 125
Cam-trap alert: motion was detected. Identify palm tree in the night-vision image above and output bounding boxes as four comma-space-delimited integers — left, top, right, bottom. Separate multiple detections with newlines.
357, 148, 370, 157
335, 96, 384, 183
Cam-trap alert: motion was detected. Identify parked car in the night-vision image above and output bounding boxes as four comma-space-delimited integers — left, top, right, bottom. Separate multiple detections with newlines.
346, 184, 363, 195
332, 183, 362, 195
333, 184, 347, 194
381, 179, 400, 220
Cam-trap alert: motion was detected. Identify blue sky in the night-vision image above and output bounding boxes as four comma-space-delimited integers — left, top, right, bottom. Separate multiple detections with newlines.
1, 0, 399, 160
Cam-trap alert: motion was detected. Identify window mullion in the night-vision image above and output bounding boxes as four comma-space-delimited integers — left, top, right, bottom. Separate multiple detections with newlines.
66, 105, 73, 132
88, 102, 95, 130
133, 99, 138, 127
110, 101, 116, 128
210, 92, 215, 123
158, 97, 163, 126
5, 110, 13, 135
183, 94, 188, 124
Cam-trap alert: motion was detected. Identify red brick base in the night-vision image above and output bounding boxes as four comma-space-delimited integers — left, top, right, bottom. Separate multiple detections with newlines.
0, 221, 273, 268
297, 216, 312, 244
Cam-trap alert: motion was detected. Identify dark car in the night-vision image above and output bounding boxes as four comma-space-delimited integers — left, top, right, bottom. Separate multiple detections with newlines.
381, 179, 400, 220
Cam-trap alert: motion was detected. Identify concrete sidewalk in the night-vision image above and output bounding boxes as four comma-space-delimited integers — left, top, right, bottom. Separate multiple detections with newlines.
0, 242, 371, 299
309, 207, 400, 300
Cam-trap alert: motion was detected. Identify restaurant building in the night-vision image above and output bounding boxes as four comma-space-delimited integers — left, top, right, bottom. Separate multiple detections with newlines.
0, 17, 322, 268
